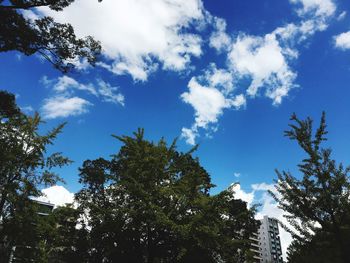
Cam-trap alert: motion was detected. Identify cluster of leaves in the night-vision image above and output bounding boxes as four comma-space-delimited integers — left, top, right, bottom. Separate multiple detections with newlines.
74, 129, 259, 263
0, 90, 71, 261
270, 112, 350, 263
0, 0, 101, 72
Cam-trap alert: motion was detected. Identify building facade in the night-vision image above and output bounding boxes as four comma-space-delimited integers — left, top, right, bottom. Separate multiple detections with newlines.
250, 232, 263, 262
257, 216, 283, 263
250, 216, 283, 263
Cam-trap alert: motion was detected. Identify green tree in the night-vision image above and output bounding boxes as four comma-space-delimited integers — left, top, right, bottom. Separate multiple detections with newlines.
37, 205, 90, 263
0, 0, 101, 72
0, 90, 71, 261
76, 129, 259, 263
270, 112, 350, 263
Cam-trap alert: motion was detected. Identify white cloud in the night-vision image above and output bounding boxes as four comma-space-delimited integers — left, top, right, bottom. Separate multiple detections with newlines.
290, 0, 336, 18
209, 17, 231, 52
183, 25, 299, 144
97, 80, 125, 106
37, 185, 74, 207
182, 0, 338, 144
252, 182, 276, 192
228, 33, 297, 105
37, 0, 206, 81
334, 31, 350, 50
181, 77, 234, 129
51, 75, 98, 96
229, 183, 255, 208
181, 63, 248, 145
20, 105, 34, 114
231, 94, 247, 108
233, 172, 241, 178
181, 127, 198, 145
204, 63, 234, 94
337, 11, 347, 21
41, 95, 92, 119
21, 9, 40, 21
40, 76, 125, 119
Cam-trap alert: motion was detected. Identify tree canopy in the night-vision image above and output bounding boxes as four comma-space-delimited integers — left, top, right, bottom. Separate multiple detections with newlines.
0, 0, 101, 72
0, 90, 71, 261
75, 129, 260, 263
270, 112, 350, 263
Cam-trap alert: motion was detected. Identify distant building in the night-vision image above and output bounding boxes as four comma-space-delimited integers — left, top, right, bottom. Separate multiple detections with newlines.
8, 200, 54, 263
256, 216, 283, 263
35, 200, 55, 216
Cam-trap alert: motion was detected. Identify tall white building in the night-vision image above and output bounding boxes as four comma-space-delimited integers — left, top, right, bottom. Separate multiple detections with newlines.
257, 216, 283, 263
250, 232, 263, 262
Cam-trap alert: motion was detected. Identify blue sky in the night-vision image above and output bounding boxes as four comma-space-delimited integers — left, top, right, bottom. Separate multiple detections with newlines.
2, 0, 350, 254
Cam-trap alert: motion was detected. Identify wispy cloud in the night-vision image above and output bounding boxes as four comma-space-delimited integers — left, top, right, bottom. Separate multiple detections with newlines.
290, 0, 336, 18
97, 80, 125, 106
52, 75, 97, 96
40, 76, 125, 119
233, 172, 241, 178
337, 11, 347, 21
20, 105, 34, 114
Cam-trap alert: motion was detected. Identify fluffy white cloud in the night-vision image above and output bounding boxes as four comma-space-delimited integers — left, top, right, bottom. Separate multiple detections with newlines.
228, 33, 297, 105
37, 0, 206, 81
41, 95, 92, 119
181, 64, 246, 145
181, 78, 234, 129
204, 64, 234, 94
334, 31, 350, 50
37, 185, 74, 207
229, 183, 255, 208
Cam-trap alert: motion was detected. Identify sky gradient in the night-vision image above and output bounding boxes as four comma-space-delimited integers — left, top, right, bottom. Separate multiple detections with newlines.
2, 0, 350, 257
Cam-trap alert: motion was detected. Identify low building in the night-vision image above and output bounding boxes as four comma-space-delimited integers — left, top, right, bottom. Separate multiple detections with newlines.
8, 200, 54, 263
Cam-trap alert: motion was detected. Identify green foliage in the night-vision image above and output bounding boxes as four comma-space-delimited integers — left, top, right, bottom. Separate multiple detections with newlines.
76, 128, 259, 262
0, 90, 21, 118
0, 0, 101, 72
270, 112, 350, 263
0, 91, 71, 261
37, 205, 90, 263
